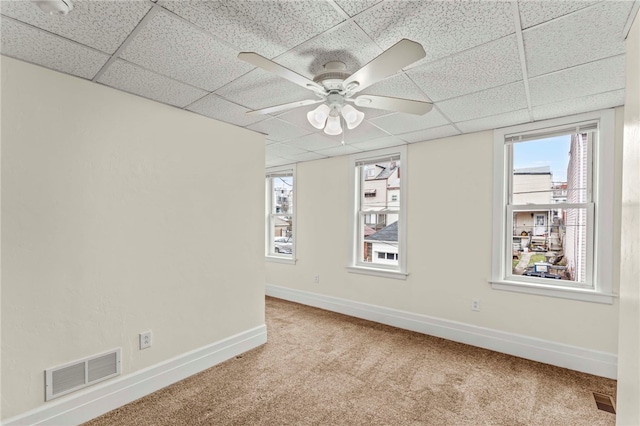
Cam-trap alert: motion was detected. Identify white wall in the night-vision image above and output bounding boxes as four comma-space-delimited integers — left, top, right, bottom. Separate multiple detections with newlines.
616, 11, 640, 425
267, 121, 622, 359
1, 57, 265, 419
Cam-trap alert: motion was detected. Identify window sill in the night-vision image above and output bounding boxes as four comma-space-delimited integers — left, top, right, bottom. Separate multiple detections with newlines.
266, 256, 296, 265
347, 266, 408, 280
489, 279, 615, 304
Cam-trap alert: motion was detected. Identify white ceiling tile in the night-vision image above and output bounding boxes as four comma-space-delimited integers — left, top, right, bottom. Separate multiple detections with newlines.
517, 1, 601, 29
334, 0, 383, 17
407, 35, 522, 102
523, 1, 633, 77
350, 136, 407, 151
0, 16, 109, 79
97, 59, 208, 108
215, 68, 316, 111
315, 144, 363, 157
360, 73, 430, 101
280, 133, 343, 152
277, 104, 326, 129
436, 82, 528, 122
186, 94, 266, 127
266, 157, 295, 167
266, 143, 309, 159
276, 22, 383, 80
162, 0, 345, 58
455, 109, 531, 134
529, 55, 625, 106
338, 120, 389, 144
398, 125, 461, 144
355, 1, 514, 63
286, 151, 330, 162
247, 118, 313, 142
0, 0, 151, 54
120, 10, 252, 91
369, 110, 450, 134
532, 90, 625, 121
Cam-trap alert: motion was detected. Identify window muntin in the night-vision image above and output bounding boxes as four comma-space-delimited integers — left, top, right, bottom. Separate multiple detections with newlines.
492, 109, 615, 303
266, 167, 295, 260
350, 146, 407, 277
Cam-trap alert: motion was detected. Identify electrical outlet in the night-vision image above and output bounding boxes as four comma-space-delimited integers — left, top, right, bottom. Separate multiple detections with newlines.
471, 299, 480, 312
313, 275, 320, 284
139, 331, 152, 350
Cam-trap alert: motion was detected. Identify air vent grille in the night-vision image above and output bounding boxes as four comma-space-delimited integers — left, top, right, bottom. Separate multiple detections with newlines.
45, 348, 121, 401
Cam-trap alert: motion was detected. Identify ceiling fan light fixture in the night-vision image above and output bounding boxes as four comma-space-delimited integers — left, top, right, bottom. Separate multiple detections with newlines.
324, 115, 342, 136
341, 104, 365, 130
307, 104, 330, 130
34, 0, 73, 15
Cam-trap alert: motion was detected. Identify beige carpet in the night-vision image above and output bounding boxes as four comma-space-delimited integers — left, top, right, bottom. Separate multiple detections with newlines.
85, 297, 616, 425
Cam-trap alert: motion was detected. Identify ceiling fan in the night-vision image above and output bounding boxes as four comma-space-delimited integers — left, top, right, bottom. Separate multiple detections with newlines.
237, 39, 433, 136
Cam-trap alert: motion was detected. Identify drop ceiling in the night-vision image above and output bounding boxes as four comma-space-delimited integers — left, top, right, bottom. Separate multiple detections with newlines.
1, 0, 637, 167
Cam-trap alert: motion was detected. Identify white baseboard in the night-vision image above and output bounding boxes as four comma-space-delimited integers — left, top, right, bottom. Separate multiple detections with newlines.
266, 284, 617, 379
2, 325, 267, 426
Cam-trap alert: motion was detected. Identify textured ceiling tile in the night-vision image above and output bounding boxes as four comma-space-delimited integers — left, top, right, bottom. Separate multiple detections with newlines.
407, 35, 522, 102
361, 73, 431, 101
280, 133, 341, 151
286, 151, 331, 162
215, 68, 315, 110
532, 90, 625, 121
397, 125, 461, 144
186, 94, 266, 127
247, 118, 313, 142
276, 22, 383, 80
97, 59, 208, 108
266, 143, 309, 159
334, 0, 382, 17
0, 16, 109, 79
120, 10, 252, 91
369, 110, 450, 134
315, 144, 363, 157
455, 109, 531, 134
436, 82, 528, 122
0, 0, 151, 54
335, 121, 389, 144
529, 55, 625, 106
517, 0, 601, 29
523, 1, 633, 77
350, 136, 407, 151
162, 0, 345, 58
355, 1, 514, 63
266, 157, 295, 167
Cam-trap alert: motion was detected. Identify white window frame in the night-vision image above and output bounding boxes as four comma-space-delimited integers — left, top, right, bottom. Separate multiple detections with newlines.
491, 109, 615, 303
348, 146, 408, 279
266, 164, 296, 264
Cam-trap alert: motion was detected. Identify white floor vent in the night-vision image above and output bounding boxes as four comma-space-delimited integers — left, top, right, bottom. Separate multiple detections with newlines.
45, 348, 121, 401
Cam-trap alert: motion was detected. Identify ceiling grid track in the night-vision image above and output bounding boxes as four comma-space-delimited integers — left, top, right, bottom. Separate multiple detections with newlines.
511, 0, 534, 123
91, 4, 160, 82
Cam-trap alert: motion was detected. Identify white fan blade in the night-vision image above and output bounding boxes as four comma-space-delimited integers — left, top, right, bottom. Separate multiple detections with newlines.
247, 99, 324, 115
238, 52, 325, 93
343, 39, 426, 94
354, 95, 433, 115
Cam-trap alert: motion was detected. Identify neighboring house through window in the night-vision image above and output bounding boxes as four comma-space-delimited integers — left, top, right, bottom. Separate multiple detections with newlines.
266, 165, 296, 263
491, 110, 614, 303
349, 146, 407, 279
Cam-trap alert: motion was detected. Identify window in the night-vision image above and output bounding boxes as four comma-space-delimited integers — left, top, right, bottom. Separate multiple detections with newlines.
349, 146, 407, 279
491, 110, 615, 303
266, 165, 295, 263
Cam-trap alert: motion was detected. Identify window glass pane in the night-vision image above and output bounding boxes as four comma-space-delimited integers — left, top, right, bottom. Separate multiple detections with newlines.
270, 176, 293, 215
512, 134, 588, 204
361, 213, 398, 266
361, 160, 400, 211
511, 207, 587, 283
271, 216, 293, 256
